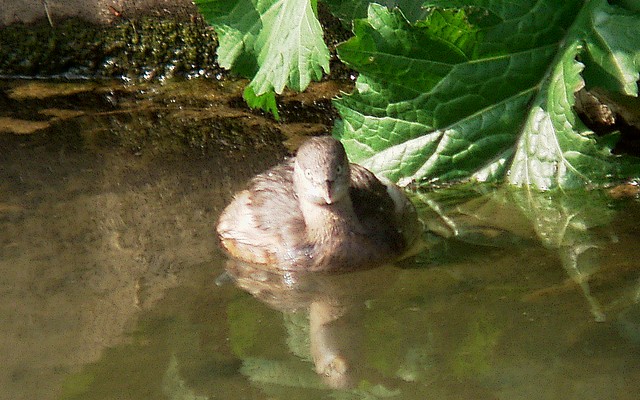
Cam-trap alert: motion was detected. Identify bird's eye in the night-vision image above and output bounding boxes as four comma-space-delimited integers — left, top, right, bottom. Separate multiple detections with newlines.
336, 165, 343, 175
304, 169, 313, 179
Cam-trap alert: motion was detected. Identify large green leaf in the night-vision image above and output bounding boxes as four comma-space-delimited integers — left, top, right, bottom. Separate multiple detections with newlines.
333, 1, 640, 189
195, 0, 330, 96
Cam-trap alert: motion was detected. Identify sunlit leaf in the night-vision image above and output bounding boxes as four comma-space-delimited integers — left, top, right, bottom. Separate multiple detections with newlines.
195, 0, 330, 116
195, 0, 330, 95
334, 1, 640, 189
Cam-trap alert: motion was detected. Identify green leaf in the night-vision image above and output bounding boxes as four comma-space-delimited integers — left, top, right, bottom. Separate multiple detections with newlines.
579, 1, 640, 95
195, 0, 330, 96
333, 1, 640, 189
243, 85, 280, 120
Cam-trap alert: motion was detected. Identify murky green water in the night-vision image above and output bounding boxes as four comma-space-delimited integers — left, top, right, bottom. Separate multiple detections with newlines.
1, 80, 640, 400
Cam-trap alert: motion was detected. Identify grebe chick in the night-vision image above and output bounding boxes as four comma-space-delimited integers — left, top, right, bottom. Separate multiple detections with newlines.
216, 136, 419, 271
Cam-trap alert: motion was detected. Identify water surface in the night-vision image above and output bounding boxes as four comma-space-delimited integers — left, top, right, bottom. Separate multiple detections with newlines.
1, 80, 639, 400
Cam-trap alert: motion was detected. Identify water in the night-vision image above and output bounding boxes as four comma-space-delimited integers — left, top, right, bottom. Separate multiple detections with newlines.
1, 80, 640, 400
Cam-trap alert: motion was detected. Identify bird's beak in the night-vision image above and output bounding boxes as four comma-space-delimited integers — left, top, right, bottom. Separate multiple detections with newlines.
323, 180, 335, 204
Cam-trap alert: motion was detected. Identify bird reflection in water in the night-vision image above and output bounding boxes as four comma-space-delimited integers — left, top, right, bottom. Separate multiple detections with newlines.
218, 259, 399, 389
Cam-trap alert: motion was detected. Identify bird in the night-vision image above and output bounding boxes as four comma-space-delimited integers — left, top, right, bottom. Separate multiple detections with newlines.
216, 136, 420, 272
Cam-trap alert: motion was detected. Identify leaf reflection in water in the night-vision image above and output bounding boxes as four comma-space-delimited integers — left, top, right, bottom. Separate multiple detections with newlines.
413, 186, 624, 322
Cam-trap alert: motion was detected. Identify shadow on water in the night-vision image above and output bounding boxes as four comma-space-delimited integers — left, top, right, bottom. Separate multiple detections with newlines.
1, 80, 640, 400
